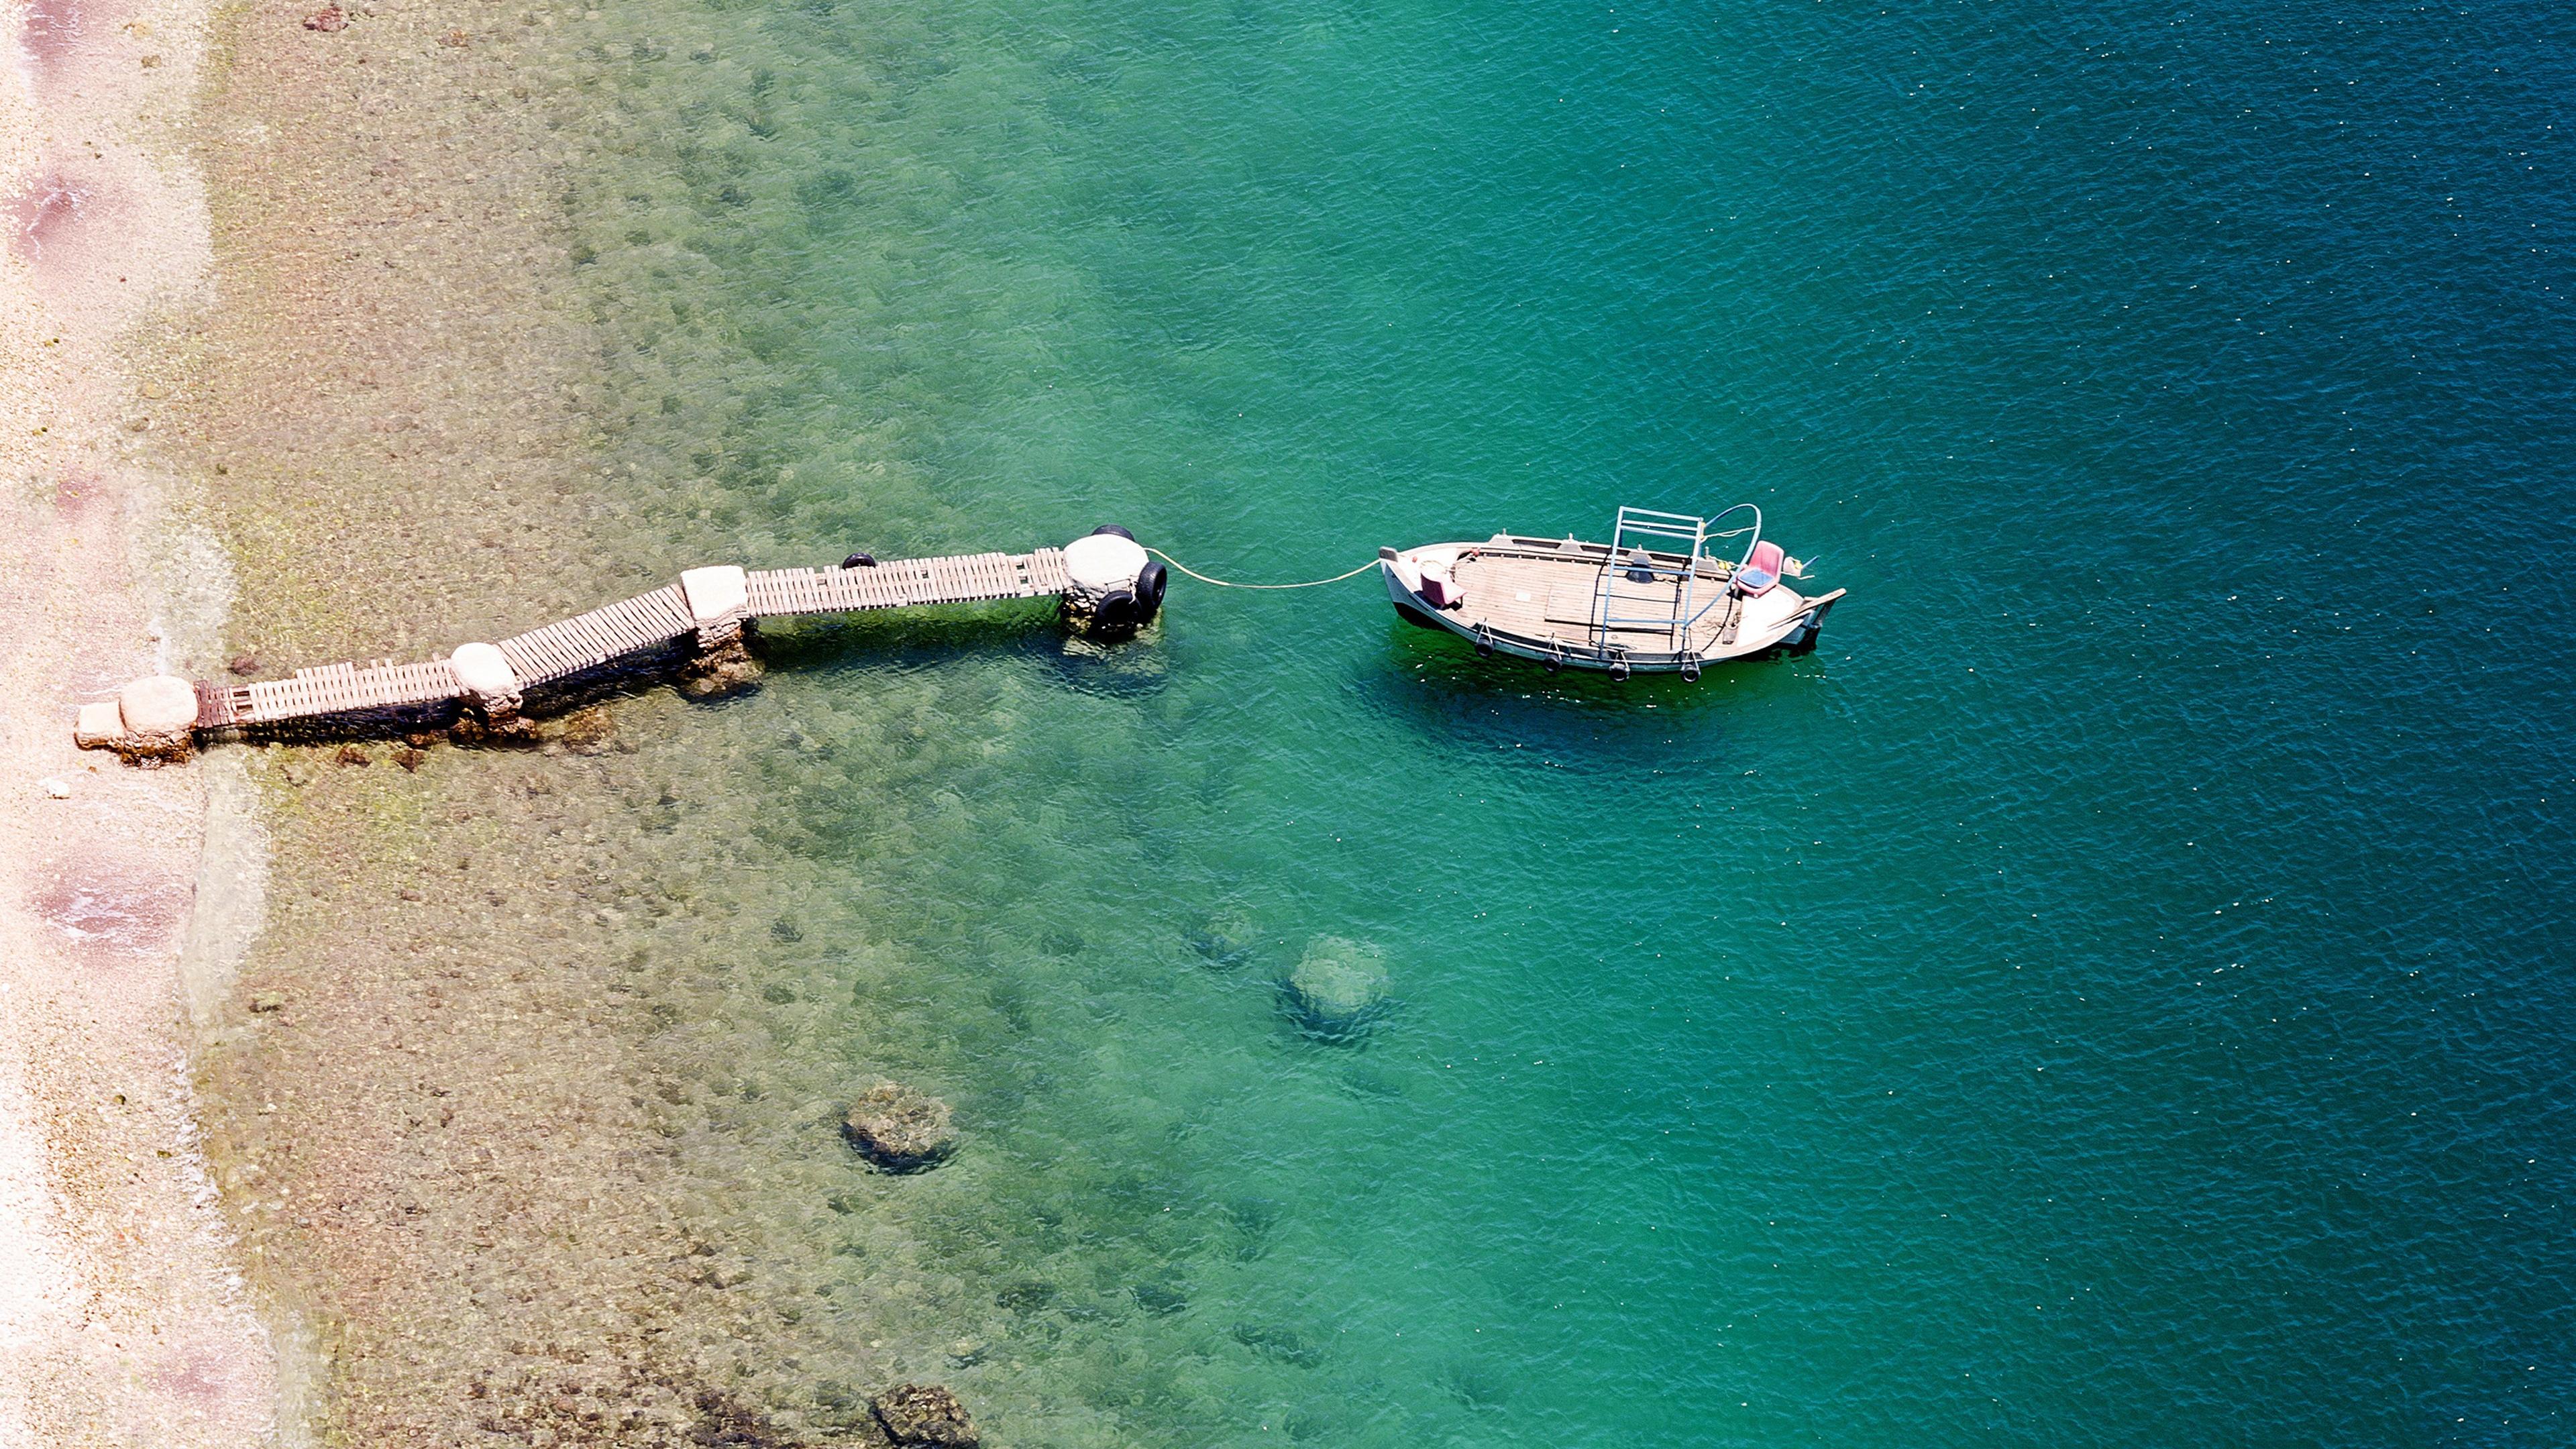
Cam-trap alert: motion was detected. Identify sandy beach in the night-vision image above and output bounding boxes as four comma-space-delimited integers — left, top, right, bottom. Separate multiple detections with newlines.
13, 0, 1027, 1424
2, 0, 276, 1440
6, 0, 898, 1436
5, 0, 677, 1438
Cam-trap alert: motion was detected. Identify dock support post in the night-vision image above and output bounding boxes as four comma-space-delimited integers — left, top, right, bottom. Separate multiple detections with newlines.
449, 641, 528, 738
109, 676, 199, 765
74, 700, 126, 751
1059, 529, 1162, 640
677, 565, 761, 697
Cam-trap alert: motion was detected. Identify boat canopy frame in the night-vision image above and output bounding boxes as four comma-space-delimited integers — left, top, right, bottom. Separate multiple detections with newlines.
1595, 503, 1764, 647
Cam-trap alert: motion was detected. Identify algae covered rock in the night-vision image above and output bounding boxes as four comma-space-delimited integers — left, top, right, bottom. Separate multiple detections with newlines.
872, 1383, 979, 1447
677, 635, 764, 700
841, 1083, 956, 1173
550, 704, 617, 755
1285, 935, 1389, 1040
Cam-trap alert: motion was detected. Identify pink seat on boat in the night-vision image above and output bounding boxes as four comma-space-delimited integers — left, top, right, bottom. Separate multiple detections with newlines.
1417, 558, 1464, 610
1733, 541, 1784, 598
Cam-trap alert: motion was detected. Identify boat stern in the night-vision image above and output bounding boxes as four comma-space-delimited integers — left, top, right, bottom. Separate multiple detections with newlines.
1782, 588, 1845, 655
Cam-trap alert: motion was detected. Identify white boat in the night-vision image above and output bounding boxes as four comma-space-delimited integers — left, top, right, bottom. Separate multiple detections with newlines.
1380, 505, 1843, 679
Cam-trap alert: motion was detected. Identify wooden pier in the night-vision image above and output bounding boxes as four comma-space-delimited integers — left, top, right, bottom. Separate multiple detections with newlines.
74, 537, 1138, 761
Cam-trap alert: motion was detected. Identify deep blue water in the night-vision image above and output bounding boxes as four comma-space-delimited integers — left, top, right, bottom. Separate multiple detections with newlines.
559, 0, 2576, 1441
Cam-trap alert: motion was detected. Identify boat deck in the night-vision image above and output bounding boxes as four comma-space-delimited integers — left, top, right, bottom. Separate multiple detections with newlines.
1448, 542, 1742, 657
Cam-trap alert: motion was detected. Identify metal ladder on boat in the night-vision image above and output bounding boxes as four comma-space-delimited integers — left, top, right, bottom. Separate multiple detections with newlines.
1592, 506, 1707, 651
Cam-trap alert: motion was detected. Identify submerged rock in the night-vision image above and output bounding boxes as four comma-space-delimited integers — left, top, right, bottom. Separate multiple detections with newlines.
1131, 1281, 1188, 1316
553, 705, 616, 754
873, 1384, 977, 1448
686, 1389, 804, 1448
994, 1279, 1055, 1312
1231, 1322, 1325, 1367
447, 711, 536, 746
841, 1083, 955, 1173
1285, 936, 1389, 1040
678, 637, 763, 700
1187, 911, 1257, 971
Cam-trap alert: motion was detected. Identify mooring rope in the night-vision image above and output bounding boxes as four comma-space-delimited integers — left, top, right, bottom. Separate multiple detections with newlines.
1145, 547, 1382, 590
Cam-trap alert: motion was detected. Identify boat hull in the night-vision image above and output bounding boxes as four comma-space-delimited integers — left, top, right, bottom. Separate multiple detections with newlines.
1381, 537, 1841, 675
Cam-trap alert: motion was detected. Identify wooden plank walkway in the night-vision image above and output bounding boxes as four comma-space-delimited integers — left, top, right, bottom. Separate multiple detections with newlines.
194, 547, 1076, 730
745, 548, 1069, 618
498, 584, 696, 687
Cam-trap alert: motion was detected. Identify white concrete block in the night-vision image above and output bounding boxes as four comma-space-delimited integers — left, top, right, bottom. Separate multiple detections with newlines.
680, 565, 749, 625
449, 641, 518, 698
74, 700, 125, 749
1063, 533, 1147, 592
118, 676, 199, 736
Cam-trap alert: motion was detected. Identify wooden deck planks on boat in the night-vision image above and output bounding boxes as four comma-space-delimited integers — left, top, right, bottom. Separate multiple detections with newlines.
1450, 549, 1739, 654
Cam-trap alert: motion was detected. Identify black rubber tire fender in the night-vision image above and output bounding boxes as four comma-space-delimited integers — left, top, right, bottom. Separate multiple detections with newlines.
1133, 560, 1168, 623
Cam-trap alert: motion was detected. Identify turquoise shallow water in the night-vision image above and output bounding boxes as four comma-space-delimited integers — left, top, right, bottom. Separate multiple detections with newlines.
552, 0, 2573, 1441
